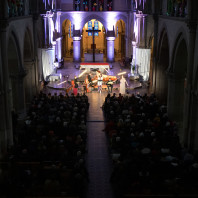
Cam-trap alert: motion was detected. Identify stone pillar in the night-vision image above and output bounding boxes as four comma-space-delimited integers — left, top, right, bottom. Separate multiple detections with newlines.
183, 19, 197, 148
136, 14, 147, 48
188, 93, 198, 151
48, 16, 53, 46
0, 20, 13, 151
73, 36, 81, 62
24, 61, 36, 104
33, 14, 40, 93
167, 73, 185, 140
152, 14, 159, 93
44, 16, 49, 47
56, 37, 62, 61
106, 36, 115, 62
0, 32, 8, 156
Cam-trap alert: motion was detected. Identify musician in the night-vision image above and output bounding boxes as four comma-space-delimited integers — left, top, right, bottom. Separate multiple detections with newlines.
73, 76, 78, 96
97, 74, 103, 93
84, 75, 90, 93
120, 75, 128, 95
106, 78, 114, 93
88, 73, 92, 84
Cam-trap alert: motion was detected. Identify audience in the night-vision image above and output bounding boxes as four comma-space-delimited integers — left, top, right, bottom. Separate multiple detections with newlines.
0, 91, 89, 198
103, 92, 198, 197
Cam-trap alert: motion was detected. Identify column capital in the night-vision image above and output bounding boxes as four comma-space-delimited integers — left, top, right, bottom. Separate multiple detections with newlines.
106, 36, 115, 41
73, 36, 81, 41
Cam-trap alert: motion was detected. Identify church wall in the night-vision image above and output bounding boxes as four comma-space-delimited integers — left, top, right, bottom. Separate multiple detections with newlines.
61, 0, 73, 11
158, 17, 189, 70
193, 26, 198, 88
113, 0, 131, 11
7, 17, 34, 66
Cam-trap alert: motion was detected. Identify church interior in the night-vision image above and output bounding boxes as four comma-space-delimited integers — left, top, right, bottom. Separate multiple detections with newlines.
1, 0, 198, 197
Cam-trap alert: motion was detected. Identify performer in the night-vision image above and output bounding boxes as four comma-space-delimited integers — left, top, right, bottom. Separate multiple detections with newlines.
88, 73, 92, 84
107, 78, 114, 93
120, 75, 128, 95
97, 74, 103, 93
84, 75, 90, 93
73, 76, 78, 96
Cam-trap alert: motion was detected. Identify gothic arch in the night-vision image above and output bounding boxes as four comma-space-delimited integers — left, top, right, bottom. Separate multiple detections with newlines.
60, 13, 77, 33
171, 33, 188, 77
7, 31, 21, 74
114, 14, 127, 26
155, 28, 170, 104
24, 28, 33, 61
62, 19, 74, 58
157, 27, 170, 63
167, 33, 188, 143
115, 19, 126, 59
155, 29, 169, 104
23, 28, 34, 105
80, 14, 107, 32
7, 31, 23, 112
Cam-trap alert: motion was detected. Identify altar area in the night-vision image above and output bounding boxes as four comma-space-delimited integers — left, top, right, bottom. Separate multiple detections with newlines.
84, 52, 104, 62
80, 62, 110, 72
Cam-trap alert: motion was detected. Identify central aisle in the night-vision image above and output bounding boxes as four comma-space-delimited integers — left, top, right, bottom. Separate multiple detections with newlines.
86, 92, 114, 198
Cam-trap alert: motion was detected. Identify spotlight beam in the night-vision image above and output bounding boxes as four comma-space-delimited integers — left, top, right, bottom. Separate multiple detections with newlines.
78, 69, 87, 78
57, 80, 67, 86
117, 71, 127, 76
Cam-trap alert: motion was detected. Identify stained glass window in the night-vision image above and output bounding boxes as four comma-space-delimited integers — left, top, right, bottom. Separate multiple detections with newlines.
71, 23, 73, 37
88, 21, 92, 36
94, 20, 99, 36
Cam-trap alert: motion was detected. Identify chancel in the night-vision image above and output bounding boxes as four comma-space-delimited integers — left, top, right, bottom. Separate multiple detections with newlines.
1, 0, 198, 198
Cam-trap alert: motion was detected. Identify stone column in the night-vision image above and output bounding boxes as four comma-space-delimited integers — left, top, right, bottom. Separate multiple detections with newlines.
106, 36, 115, 62
48, 16, 53, 46
136, 14, 147, 48
0, 32, 8, 156
56, 37, 62, 61
0, 20, 13, 151
24, 61, 35, 104
188, 93, 198, 151
183, 19, 197, 148
44, 16, 49, 47
73, 36, 81, 62
152, 14, 159, 93
167, 73, 185, 140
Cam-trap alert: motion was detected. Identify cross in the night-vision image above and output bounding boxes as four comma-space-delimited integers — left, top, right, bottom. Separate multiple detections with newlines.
86, 27, 101, 62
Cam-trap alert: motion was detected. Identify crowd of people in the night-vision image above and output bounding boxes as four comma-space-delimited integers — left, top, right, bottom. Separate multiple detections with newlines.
102, 92, 198, 197
0, 91, 89, 198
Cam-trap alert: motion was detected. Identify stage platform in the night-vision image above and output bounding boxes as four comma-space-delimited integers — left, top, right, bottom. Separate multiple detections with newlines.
46, 62, 146, 95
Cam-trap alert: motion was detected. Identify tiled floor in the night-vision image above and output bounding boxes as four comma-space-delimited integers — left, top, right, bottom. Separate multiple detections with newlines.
86, 93, 114, 198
